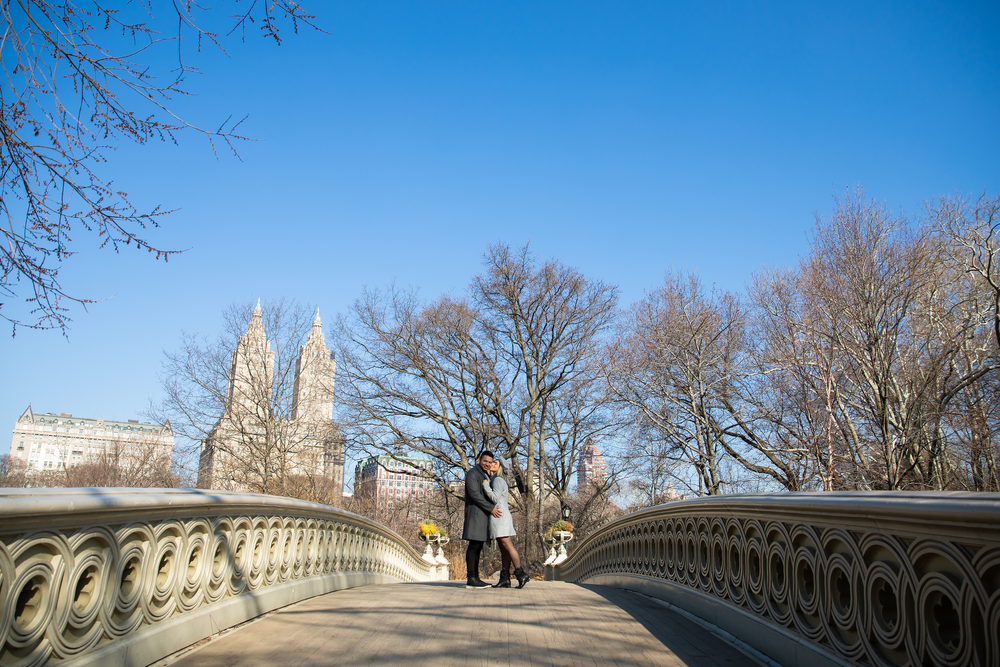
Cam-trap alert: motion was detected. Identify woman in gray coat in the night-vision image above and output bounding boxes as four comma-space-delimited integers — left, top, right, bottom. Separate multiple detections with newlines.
482, 458, 529, 588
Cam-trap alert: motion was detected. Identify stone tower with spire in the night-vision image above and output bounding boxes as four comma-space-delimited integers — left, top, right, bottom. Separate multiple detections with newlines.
226, 299, 275, 419
198, 301, 342, 496
292, 309, 335, 423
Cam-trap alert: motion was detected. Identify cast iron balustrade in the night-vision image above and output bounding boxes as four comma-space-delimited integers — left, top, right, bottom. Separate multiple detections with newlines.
4, 489, 997, 667
0, 488, 437, 667
545, 491, 1000, 667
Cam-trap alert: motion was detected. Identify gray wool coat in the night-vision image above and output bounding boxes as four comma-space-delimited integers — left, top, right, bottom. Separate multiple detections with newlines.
483, 475, 516, 538
462, 465, 494, 541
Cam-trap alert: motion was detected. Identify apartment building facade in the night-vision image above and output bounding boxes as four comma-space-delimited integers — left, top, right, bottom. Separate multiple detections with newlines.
354, 455, 434, 505
9, 406, 174, 474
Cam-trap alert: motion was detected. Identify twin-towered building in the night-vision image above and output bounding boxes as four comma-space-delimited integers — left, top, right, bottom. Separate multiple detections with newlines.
6, 302, 341, 495
197, 302, 344, 494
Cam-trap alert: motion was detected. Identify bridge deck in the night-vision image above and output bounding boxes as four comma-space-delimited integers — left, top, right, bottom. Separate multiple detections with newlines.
160, 581, 759, 667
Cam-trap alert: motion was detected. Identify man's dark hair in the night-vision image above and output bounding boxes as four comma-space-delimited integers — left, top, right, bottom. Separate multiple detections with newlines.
479, 450, 495, 460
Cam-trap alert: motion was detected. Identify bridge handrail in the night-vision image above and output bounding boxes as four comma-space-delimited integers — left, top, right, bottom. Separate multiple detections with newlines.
547, 491, 1000, 667
0, 488, 436, 667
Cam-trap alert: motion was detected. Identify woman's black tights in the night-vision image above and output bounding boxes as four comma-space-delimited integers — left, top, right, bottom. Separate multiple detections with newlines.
496, 536, 521, 570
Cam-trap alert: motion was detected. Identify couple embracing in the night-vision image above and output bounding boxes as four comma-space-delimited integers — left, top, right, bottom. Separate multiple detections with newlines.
462, 450, 530, 589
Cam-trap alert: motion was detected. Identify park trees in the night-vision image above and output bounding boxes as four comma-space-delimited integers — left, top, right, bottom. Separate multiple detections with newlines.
749, 191, 999, 490
340, 193, 999, 521
605, 273, 740, 496
608, 190, 1000, 497
0, 454, 29, 487
336, 242, 619, 559
151, 298, 341, 501
929, 192, 1000, 490
0, 433, 175, 489
61, 432, 176, 488
605, 272, 807, 497
932, 193, 1000, 348
1, 1, 317, 333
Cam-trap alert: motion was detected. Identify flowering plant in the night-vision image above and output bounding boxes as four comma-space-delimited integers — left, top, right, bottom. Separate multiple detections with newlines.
419, 521, 439, 536
544, 520, 573, 536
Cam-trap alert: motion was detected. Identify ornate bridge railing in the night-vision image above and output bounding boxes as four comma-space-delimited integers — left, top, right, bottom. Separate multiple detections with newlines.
546, 491, 1000, 667
0, 488, 436, 667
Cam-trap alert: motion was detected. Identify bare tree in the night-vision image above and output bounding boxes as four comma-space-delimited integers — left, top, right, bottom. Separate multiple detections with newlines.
62, 433, 176, 487
932, 193, 1000, 347
539, 375, 618, 504
336, 242, 619, 562
930, 192, 1000, 490
745, 190, 1000, 491
473, 243, 619, 554
0, 453, 29, 487
747, 266, 849, 490
151, 299, 341, 498
620, 436, 686, 507
1, 1, 318, 333
944, 360, 1000, 491
606, 190, 1000, 497
605, 272, 787, 496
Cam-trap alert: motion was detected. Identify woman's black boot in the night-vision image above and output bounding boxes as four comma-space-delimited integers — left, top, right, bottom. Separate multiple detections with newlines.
514, 567, 530, 589
492, 569, 511, 588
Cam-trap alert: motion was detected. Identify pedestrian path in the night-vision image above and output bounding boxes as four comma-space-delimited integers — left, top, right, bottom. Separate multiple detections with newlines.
160, 581, 761, 667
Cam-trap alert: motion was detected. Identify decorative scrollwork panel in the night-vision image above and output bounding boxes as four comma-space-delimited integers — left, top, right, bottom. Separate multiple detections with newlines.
0, 489, 435, 667
550, 492, 1000, 667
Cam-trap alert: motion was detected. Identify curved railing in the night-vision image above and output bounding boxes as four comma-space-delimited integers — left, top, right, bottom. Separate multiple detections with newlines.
0, 488, 436, 667
546, 491, 1000, 667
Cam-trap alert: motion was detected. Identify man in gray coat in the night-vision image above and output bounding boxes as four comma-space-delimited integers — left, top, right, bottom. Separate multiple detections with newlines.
463, 450, 503, 588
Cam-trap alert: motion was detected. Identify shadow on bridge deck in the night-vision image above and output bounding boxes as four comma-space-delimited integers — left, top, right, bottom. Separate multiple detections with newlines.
156, 581, 762, 667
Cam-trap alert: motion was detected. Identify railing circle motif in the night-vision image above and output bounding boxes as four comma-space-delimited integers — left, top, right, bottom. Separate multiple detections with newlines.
0, 491, 435, 667
548, 493, 1000, 667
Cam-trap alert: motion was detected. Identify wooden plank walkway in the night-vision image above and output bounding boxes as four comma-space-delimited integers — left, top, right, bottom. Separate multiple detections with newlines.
160, 581, 761, 667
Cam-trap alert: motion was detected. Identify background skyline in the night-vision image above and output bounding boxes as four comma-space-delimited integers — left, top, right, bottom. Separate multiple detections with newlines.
4, 1, 998, 477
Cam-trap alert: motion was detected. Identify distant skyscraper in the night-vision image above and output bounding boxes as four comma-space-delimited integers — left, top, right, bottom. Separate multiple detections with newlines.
577, 439, 607, 489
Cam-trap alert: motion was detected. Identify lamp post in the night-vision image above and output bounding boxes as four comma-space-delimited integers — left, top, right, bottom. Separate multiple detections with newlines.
544, 503, 574, 566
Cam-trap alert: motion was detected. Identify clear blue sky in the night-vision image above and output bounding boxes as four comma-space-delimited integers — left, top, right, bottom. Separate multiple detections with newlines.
4, 2, 998, 468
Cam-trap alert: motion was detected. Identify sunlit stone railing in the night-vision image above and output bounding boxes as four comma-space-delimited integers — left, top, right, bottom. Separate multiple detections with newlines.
546, 492, 1000, 667
0, 488, 436, 667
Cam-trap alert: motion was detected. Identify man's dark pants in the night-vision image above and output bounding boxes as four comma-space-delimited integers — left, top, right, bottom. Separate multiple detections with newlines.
466, 539, 485, 578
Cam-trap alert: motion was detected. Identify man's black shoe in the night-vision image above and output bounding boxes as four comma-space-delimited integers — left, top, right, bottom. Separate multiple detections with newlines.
466, 577, 491, 589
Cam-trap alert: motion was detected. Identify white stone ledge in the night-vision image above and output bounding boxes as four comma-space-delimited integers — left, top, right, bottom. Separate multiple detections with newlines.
0, 488, 394, 536
581, 491, 1000, 539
